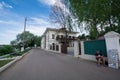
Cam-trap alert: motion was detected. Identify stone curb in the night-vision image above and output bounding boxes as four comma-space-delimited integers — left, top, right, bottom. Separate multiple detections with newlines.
0, 49, 32, 73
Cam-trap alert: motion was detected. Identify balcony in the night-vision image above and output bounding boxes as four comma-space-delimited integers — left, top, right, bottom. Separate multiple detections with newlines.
56, 35, 77, 43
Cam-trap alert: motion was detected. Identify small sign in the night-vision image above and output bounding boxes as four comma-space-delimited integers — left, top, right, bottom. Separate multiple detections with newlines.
107, 49, 119, 69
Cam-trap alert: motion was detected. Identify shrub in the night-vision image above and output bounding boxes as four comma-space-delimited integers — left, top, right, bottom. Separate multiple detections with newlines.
0, 45, 14, 56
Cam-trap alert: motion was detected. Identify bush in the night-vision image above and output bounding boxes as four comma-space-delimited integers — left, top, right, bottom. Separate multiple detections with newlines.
0, 45, 14, 56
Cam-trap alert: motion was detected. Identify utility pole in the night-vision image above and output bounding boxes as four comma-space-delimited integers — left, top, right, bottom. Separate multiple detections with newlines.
21, 17, 27, 52
64, 2, 68, 54
24, 17, 27, 34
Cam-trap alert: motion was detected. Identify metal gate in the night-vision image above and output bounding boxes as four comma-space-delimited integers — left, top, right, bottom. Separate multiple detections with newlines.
84, 40, 107, 57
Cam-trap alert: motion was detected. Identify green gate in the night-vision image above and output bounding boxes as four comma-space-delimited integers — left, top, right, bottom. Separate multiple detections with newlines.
84, 40, 107, 57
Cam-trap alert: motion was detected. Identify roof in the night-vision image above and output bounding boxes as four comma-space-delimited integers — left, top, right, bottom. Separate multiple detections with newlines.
41, 28, 78, 38
98, 36, 105, 40
104, 31, 120, 38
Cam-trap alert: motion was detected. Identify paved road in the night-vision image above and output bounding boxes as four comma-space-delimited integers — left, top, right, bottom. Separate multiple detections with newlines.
0, 49, 120, 80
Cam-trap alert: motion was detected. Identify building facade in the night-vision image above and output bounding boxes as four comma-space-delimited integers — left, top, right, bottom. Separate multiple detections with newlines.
41, 28, 78, 53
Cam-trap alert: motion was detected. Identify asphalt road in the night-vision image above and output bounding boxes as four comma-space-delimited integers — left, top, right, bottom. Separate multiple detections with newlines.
0, 49, 120, 80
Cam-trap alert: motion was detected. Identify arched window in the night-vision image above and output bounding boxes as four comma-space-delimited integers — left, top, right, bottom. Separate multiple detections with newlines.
52, 43, 55, 50
56, 45, 59, 51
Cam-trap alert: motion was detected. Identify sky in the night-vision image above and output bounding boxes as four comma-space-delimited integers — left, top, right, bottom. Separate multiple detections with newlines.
0, 0, 59, 45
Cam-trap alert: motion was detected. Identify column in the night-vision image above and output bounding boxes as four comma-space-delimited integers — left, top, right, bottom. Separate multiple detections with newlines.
59, 44, 61, 53
74, 41, 79, 57
104, 31, 120, 69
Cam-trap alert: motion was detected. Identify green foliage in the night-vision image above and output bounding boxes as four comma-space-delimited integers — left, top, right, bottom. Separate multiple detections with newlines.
34, 36, 41, 47
78, 34, 86, 40
11, 31, 41, 48
16, 31, 34, 47
64, 0, 120, 39
0, 45, 14, 56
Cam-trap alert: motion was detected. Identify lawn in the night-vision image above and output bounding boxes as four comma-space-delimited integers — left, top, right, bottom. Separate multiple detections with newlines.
0, 59, 13, 67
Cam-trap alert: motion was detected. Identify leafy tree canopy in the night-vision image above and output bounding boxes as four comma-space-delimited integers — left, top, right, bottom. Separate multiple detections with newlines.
11, 31, 41, 48
64, 0, 120, 39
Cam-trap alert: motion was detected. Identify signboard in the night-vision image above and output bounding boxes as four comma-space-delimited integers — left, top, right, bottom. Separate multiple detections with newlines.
107, 49, 119, 69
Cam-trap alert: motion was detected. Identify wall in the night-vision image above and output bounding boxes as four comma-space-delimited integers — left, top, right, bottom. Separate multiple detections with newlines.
45, 32, 49, 50
42, 29, 77, 54
67, 47, 74, 55
41, 36, 45, 49
48, 30, 59, 44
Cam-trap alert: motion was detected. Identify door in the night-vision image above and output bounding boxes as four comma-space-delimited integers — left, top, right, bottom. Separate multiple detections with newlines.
61, 44, 67, 54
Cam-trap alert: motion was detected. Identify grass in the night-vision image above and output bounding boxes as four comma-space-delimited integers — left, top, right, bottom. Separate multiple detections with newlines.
0, 59, 13, 67
0, 47, 32, 58
0, 48, 31, 68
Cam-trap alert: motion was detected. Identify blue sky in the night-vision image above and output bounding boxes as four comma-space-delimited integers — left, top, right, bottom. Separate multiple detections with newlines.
0, 0, 57, 45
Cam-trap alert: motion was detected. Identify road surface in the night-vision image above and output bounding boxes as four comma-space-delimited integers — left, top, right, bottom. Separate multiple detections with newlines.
0, 49, 120, 80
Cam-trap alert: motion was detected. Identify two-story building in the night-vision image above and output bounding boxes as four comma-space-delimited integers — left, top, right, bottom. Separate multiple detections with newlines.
41, 28, 78, 54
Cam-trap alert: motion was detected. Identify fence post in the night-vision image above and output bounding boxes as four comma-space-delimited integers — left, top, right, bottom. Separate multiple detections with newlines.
59, 44, 61, 53
104, 31, 120, 69
21, 47, 24, 52
80, 41, 85, 57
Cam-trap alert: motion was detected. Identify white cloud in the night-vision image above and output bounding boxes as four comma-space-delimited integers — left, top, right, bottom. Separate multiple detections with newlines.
28, 17, 56, 28
26, 26, 46, 36
0, 29, 22, 45
0, 1, 13, 9
54, 0, 64, 7
38, 0, 69, 14
0, 19, 24, 44
38, 0, 69, 15
30, 17, 50, 25
38, 0, 56, 6
38, 0, 64, 7
0, 20, 21, 26
27, 17, 56, 36
0, 16, 56, 44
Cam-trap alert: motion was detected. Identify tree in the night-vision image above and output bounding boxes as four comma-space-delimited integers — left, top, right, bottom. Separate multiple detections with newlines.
50, 1, 74, 31
11, 40, 17, 46
11, 31, 41, 49
78, 34, 86, 40
16, 31, 34, 48
64, 0, 120, 39
28, 36, 41, 47
0, 45, 14, 56
49, 1, 74, 53
34, 36, 41, 47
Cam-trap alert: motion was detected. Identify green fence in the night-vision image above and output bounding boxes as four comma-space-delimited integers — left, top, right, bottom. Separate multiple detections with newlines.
84, 40, 107, 57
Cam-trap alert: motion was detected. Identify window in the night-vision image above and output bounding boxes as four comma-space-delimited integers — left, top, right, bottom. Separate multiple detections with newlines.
50, 45, 52, 50
52, 43, 55, 50
69, 36, 71, 39
56, 45, 59, 51
57, 35, 60, 38
61, 35, 63, 38
73, 36, 75, 39
52, 34, 55, 39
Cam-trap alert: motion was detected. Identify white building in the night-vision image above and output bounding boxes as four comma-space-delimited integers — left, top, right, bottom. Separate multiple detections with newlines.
41, 28, 78, 53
